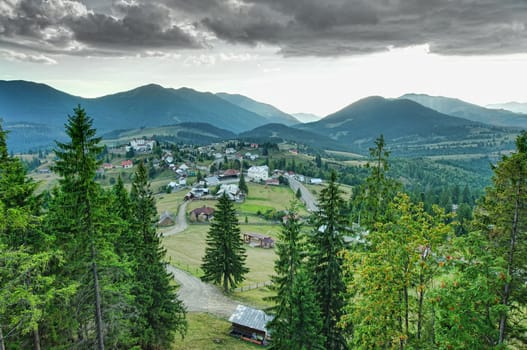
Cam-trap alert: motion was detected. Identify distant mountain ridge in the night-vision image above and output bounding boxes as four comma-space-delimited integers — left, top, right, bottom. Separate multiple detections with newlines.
0, 80, 521, 157
400, 93, 527, 128
0, 80, 296, 151
292, 112, 321, 123
297, 96, 515, 155
216, 92, 299, 125
487, 101, 527, 114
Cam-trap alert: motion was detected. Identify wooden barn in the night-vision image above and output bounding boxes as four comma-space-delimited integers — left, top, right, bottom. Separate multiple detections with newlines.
243, 232, 275, 249
229, 305, 273, 345
157, 211, 175, 227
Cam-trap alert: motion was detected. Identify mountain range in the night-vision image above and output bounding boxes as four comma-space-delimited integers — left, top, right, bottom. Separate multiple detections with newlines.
487, 101, 527, 114
0, 80, 523, 155
400, 93, 527, 129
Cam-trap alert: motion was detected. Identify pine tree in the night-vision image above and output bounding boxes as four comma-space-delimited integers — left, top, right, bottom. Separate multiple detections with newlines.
288, 268, 325, 350
0, 122, 61, 350
48, 106, 133, 349
129, 161, 187, 349
201, 194, 248, 293
238, 170, 249, 195
474, 131, 527, 345
308, 171, 348, 349
268, 202, 324, 350
351, 134, 400, 228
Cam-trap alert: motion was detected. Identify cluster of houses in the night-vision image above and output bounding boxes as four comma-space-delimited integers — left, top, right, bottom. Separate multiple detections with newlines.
126, 139, 156, 153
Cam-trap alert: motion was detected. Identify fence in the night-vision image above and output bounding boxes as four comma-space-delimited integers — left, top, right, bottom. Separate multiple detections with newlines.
234, 281, 273, 293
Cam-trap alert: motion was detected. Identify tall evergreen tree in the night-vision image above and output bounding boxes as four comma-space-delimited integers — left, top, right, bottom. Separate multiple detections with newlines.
351, 134, 400, 228
308, 171, 348, 349
474, 131, 527, 345
238, 170, 249, 195
48, 106, 133, 349
0, 122, 62, 350
201, 194, 248, 293
268, 202, 324, 350
129, 161, 187, 349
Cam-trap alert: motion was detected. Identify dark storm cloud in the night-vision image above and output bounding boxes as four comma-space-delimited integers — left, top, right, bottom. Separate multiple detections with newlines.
197, 0, 527, 56
1, 0, 527, 58
0, 0, 201, 56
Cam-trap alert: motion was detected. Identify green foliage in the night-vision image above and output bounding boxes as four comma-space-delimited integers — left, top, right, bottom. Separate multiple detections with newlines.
268, 202, 325, 350
201, 194, 249, 293
308, 171, 348, 349
344, 193, 453, 349
239, 171, 249, 195
45, 106, 133, 349
350, 134, 401, 228
429, 231, 503, 349
129, 161, 187, 348
472, 131, 527, 345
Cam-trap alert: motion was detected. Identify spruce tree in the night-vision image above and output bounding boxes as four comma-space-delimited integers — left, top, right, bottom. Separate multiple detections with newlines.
129, 161, 187, 348
268, 202, 324, 350
288, 268, 325, 350
201, 193, 248, 293
474, 131, 527, 345
0, 122, 59, 350
48, 106, 132, 349
239, 170, 249, 195
351, 134, 400, 228
308, 171, 348, 349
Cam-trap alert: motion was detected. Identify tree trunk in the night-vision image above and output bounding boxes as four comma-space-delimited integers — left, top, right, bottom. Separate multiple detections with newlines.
32, 328, 41, 350
92, 245, 105, 350
0, 325, 5, 350
417, 270, 425, 340
498, 179, 521, 344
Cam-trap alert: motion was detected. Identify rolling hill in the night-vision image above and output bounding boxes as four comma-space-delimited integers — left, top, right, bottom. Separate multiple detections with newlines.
101, 122, 236, 146
216, 93, 299, 125
297, 96, 518, 155
239, 123, 345, 151
487, 101, 527, 114
0, 80, 295, 151
400, 93, 527, 128
292, 112, 321, 123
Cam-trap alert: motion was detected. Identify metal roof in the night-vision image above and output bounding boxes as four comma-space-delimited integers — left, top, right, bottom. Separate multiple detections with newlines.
229, 305, 273, 333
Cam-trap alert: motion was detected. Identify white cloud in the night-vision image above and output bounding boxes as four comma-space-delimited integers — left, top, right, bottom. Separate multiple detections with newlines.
0, 49, 58, 65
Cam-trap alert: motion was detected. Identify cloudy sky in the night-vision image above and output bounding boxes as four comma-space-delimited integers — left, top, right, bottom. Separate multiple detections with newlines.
1, 0, 527, 116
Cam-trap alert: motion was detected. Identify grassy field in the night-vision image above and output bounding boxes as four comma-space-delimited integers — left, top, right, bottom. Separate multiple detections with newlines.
163, 224, 279, 284
172, 313, 262, 350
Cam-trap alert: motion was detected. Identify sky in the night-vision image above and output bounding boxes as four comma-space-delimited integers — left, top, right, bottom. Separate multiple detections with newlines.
1, 0, 527, 116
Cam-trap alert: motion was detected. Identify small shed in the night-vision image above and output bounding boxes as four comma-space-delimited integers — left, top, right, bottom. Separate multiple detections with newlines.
189, 206, 215, 222
243, 233, 275, 249
158, 211, 175, 227
229, 305, 273, 345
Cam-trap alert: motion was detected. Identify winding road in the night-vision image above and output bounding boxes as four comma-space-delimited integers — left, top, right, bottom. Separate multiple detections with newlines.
167, 265, 239, 318
288, 176, 319, 212
163, 200, 239, 318
162, 200, 189, 237
164, 181, 319, 318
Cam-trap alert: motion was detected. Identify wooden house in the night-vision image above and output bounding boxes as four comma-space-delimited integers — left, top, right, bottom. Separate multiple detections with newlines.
243, 232, 275, 249
229, 305, 273, 345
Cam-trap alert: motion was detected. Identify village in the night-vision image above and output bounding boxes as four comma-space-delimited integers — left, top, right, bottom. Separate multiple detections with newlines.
28, 136, 328, 348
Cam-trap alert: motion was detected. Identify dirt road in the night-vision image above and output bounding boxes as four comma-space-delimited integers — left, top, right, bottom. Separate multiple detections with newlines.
163, 200, 189, 237
167, 265, 239, 318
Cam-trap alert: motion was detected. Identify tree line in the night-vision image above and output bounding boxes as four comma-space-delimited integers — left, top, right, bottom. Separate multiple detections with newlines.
0, 106, 186, 349
264, 134, 527, 349
196, 132, 527, 349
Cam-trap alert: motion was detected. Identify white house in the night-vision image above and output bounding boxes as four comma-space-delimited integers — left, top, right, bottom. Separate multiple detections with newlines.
310, 178, 323, 185
130, 139, 156, 152
247, 165, 269, 182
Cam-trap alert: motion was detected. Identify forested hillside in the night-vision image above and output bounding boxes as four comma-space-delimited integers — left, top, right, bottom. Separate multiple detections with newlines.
2, 107, 526, 349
